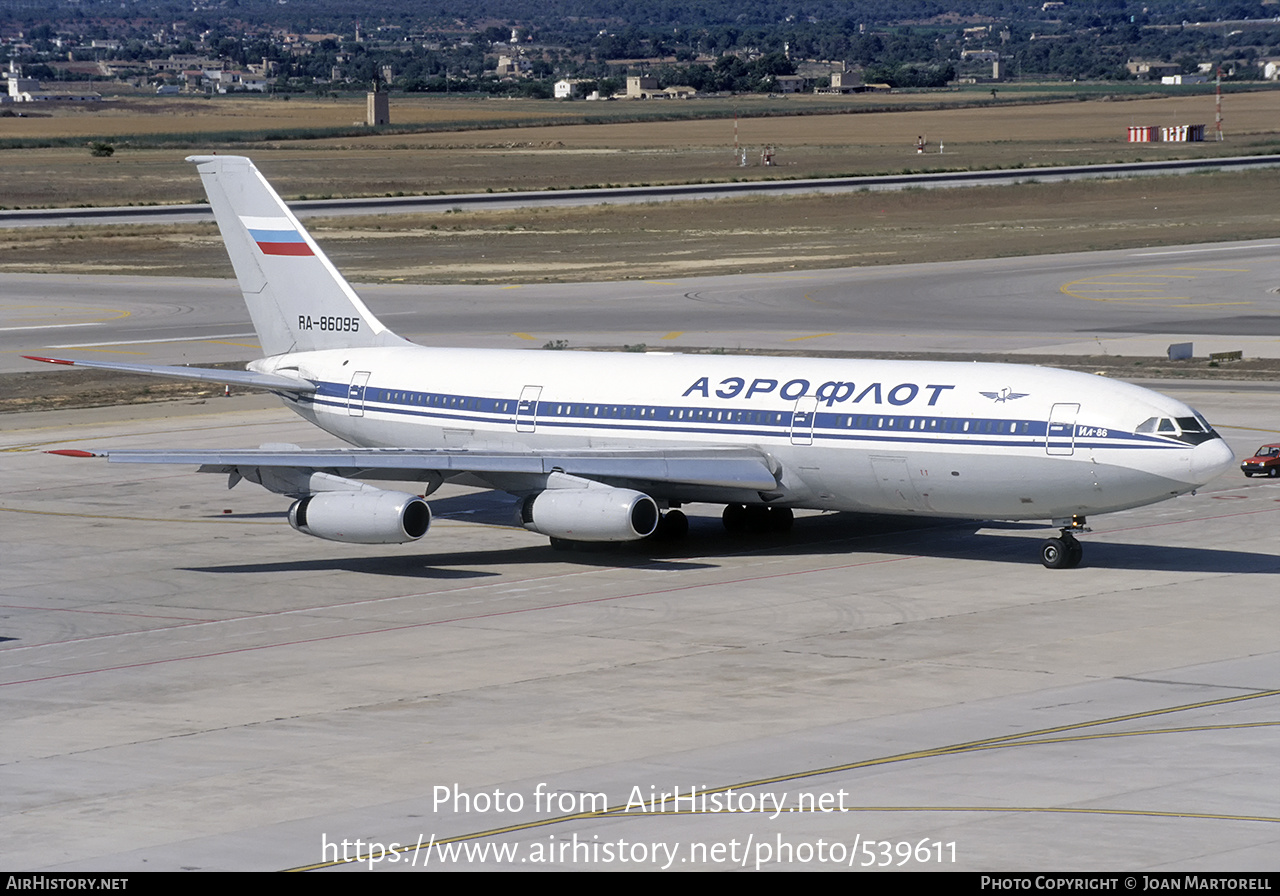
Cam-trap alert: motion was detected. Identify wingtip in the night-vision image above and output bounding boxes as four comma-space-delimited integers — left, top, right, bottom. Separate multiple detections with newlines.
47, 449, 98, 458
23, 355, 75, 366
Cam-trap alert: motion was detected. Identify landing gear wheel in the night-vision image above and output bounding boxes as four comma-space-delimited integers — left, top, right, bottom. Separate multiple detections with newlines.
1041, 533, 1083, 569
653, 509, 689, 541
724, 504, 793, 535
1041, 537, 1070, 569
722, 503, 748, 534
744, 504, 772, 533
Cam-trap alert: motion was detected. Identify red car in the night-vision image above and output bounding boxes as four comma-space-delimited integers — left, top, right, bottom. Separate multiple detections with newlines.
1241, 444, 1280, 477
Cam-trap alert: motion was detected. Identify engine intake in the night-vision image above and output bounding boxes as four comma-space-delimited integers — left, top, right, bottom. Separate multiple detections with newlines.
289, 489, 431, 544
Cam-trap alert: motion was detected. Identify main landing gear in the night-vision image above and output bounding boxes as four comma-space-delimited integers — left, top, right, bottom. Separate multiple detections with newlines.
651, 508, 689, 541
721, 503, 794, 534
1040, 516, 1088, 569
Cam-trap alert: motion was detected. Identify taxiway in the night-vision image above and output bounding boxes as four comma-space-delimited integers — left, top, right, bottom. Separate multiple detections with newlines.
2, 246, 1278, 871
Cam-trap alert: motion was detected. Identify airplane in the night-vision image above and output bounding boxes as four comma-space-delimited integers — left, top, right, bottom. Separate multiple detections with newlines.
27, 155, 1236, 569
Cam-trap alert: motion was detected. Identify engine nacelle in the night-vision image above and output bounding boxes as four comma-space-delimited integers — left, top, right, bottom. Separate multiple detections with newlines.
520, 486, 659, 542
289, 489, 431, 544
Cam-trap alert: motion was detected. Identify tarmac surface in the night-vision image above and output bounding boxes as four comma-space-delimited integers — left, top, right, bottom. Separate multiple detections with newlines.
3, 246, 1279, 871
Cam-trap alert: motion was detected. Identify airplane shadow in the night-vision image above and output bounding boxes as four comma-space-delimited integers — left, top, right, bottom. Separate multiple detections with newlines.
1022, 540, 1280, 574
181, 506, 1279, 577
182, 551, 717, 578
182, 511, 943, 578
823, 517, 1280, 574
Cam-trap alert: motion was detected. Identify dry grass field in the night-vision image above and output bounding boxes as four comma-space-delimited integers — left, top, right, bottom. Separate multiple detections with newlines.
1, 90, 1278, 208
0, 89, 1145, 142
0, 92, 621, 141
2, 90, 1279, 284
3, 168, 1276, 283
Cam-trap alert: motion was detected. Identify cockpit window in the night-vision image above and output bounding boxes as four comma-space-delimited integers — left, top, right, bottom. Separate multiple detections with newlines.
1134, 411, 1220, 446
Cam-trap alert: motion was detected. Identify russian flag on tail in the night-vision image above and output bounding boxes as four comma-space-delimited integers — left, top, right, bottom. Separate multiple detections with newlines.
240, 215, 314, 256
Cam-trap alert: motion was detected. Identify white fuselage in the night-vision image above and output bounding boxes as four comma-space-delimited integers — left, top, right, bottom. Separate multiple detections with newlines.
258, 347, 1235, 522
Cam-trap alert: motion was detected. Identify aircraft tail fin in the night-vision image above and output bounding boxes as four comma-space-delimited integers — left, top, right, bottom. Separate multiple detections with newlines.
188, 154, 406, 357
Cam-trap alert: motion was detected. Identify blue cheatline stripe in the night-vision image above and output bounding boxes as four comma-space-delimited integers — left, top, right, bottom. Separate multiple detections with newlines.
309, 381, 1189, 452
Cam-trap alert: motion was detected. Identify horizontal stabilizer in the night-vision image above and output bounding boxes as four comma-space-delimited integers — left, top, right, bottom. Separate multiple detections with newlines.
23, 356, 316, 394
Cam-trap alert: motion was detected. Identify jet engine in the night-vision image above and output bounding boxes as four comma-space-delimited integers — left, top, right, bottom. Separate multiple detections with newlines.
520, 486, 659, 542
288, 489, 431, 544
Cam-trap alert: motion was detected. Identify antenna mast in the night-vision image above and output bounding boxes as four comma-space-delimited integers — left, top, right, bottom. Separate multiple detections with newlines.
1215, 67, 1223, 141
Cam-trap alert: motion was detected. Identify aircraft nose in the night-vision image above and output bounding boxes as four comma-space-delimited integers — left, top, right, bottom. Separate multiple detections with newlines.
1189, 436, 1235, 485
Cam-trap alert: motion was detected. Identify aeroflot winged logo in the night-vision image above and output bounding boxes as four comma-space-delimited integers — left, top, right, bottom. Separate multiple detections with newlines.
979, 387, 1030, 403
240, 215, 315, 257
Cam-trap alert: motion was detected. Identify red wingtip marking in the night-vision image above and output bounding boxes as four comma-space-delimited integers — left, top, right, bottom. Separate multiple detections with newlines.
23, 355, 75, 366
47, 449, 96, 457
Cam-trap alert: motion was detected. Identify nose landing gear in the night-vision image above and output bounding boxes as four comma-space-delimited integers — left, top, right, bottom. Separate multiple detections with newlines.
1041, 515, 1087, 569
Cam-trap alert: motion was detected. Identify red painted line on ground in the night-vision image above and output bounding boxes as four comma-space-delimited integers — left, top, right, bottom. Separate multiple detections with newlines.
1102, 501, 1280, 535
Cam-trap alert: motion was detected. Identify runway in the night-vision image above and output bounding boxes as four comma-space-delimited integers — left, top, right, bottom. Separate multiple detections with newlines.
2, 244, 1279, 871
5, 155, 1277, 229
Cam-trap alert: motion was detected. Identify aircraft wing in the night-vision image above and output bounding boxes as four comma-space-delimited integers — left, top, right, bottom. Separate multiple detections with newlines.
23, 356, 316, 394
48, 446, 782, 492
